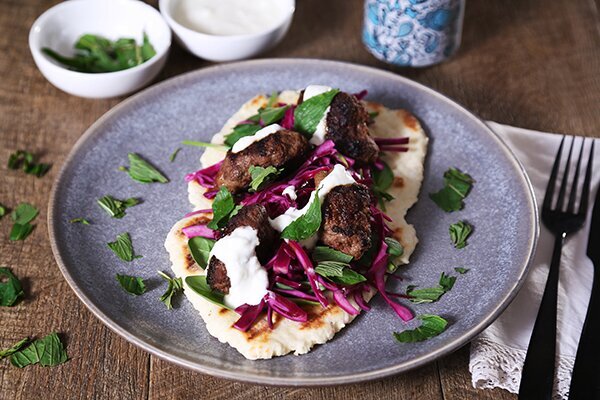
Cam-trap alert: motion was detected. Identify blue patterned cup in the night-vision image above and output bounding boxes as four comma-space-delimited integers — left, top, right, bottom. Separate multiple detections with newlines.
363, 0, 465, 67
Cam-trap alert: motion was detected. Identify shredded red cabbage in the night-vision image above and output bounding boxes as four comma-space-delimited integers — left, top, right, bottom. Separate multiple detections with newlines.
233, 301, 265, 332
280, 105, 296, 129
185, 161, 222, 188
265, 291, 308, 322
182, 224, 215, 239
353, 90, 368, 100
184, 209, 212, 218
287, 240, 328, 307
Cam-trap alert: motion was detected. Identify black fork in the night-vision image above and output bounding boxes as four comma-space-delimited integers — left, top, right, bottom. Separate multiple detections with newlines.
518, 137, 595, 400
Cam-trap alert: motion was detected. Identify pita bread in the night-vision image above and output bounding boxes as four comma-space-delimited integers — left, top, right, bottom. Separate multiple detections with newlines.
165, 91, 428, 359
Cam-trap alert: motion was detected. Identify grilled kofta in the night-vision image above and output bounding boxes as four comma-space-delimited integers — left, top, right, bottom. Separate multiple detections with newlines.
215, 127, 310, 194
314, 170, 373, 259
206, 204, 277, 294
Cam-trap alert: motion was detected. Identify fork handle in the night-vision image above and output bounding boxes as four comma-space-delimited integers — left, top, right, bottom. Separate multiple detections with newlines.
568, 268, 600, 399
518, 233, 564, 400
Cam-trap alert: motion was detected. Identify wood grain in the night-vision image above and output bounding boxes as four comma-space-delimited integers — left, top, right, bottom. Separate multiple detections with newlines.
0, 0, 598, 399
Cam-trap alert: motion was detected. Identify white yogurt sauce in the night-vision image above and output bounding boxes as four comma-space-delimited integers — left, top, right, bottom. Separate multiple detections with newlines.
303, 85, 333, 146
282, 185, 297, 200
208, 226, 269, 308
172, 0, 291, 36
269, 164, 356, 232
231, 124, 282, 153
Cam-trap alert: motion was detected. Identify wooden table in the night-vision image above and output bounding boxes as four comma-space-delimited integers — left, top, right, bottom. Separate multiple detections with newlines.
1, 0, 598, 398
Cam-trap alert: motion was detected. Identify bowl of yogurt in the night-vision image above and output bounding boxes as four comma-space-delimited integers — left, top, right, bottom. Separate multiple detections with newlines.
159, 0, 295, 61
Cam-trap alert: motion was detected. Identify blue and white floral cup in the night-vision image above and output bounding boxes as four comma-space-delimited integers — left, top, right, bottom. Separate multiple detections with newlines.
363, 0, 465, 67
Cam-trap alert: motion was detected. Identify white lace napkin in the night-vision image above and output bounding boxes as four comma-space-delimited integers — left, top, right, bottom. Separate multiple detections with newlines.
469, 122, 600, 399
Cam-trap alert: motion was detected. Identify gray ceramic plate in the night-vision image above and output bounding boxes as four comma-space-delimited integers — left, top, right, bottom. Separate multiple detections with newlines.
49, 59, 538, 386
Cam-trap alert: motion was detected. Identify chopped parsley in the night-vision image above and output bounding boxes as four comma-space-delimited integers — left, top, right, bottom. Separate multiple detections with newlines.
10, 332, 68, 368
449, 221, 473, 249
107, 232, 142, 262
158, 271, 183, 310
393, 315, 448, 343
116, 274, 146, 296
430, 168, 474, 212
97, 195, 140, 219
122, 153, 169, 184
0, 267, 24, 307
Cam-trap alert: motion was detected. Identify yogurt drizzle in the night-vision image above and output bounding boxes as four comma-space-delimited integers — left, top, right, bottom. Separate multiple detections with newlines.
231, 124, 282, 153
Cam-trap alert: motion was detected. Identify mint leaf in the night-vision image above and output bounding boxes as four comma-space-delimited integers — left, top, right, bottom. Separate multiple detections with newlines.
69, 218, 91, 225
430, 168, 474, 212
385, 237, 404, 258
0, 203, 6, 219
123, 153, 168, 184
449, 221, 473, 249
9, 223, 34, 241
107, 232, 142, 262
158, 271, 183, 310
439, 272, 457, 291
454, 267, 470, 274
407, 286, 446, 304
97, 195, 140, 218
224, 124, 261, 148
372, 161, 395, 209
7, 150, 51, 177
266, 91, 278, 107
188, 237, 215, 270
312, 246, 353, 263
294, 89, 339, 136
169, 148, 181, 163
249, 165, 282, 192
0, 338, 30, 359
315, 261, 366, 285
393, 315, 448, 343
116, 274, 146, 296
207, 186, 238, 230
11, 203, 38, 224
259, 106, 289, 125
281, 192, 322, 241
10, 332, 68, 368
185, 275, 232, 310
0, 267, 24, 307
181, 141, 229, 151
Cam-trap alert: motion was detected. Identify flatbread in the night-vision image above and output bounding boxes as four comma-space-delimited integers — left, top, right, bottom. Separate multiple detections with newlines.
165, 91, 428, 359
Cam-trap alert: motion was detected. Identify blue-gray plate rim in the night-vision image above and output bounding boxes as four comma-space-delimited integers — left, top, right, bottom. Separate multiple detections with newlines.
48, 58, 539, 386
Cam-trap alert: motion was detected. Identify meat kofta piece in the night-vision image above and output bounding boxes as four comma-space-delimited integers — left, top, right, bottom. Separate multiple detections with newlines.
325, 92, 379, 164
206, 204, 277, 293
321, 183, 372, 259
215, 128, 310, 194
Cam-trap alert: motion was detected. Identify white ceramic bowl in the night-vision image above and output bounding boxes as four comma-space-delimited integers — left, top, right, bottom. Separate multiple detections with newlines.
29, 0, 171, 99
159, 0, 295, 62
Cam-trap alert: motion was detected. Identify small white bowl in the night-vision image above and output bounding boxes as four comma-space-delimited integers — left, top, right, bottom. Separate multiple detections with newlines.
159, 0, 295, 62
29, 0, 172, 99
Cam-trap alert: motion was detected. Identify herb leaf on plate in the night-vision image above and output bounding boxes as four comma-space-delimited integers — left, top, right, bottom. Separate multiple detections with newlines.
158, 271, 183, 310
69, 217, 91, 225
281, 192, 322, 241
407, 272, 457, 304
187, 237, 215, 269
0, 267, 24, 307
224, 124, 262, 148
430, 168, 474, 212
97, 195, 140, 218
439, 272, 457, 291
107, 232, 142, 262
169, 148, 181, 163
449, 221, 473, 249
294, 89, 339, 136
249, 165, 282, 192
454, 267, 470, 274
123, 153, 169, 184
385, 237, 404, 258
372, 160, 395, 209
393, 315, 448, 343
315, 261, 366, 285
312, 246, 353, 263
207, 187, 240, 230
116, 274, 146, 296
10, 332, 68, 368
185, 275, 232, 310
0, 338, 30, 359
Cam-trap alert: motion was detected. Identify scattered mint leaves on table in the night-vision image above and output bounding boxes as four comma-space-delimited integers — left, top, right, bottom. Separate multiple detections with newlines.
207, 186, 240, 230
116, 274, 146, 296
9, 203, 38, 241
122, 153, 168, 184
188, 237, 215, 270
158, 271, 183, 310
107, 232, 142, 262
449, 220, 473, 249
97, 195, 140, 219
10, 332, 68, 368
294, 89, 339, 136
0, 337, 30, 360
248, 165, 282, 192
281, 192, 322, 241
393, 315, 448, 343
0, 267, 24, 307
7, 150, 51, 177
430, 167, 474, 212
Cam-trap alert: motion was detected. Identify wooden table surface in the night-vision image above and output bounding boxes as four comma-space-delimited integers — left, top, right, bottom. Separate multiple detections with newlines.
1, 0, 599, 399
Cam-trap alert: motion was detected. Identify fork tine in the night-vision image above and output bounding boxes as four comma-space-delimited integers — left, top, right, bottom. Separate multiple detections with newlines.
543, 136, 566, 212
578, 140, 595, 216
567, 138, 585, 213
555, 137, 575, 212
